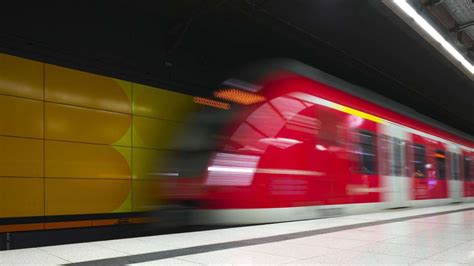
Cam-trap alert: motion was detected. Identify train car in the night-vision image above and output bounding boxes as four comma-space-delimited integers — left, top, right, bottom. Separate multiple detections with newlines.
163, 59, 474, 225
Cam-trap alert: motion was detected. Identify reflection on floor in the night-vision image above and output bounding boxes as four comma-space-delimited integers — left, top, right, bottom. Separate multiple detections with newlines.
1, 203, 473, 265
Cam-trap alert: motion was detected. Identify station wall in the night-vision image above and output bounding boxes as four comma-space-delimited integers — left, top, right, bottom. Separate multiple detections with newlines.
0, 53, 198, 218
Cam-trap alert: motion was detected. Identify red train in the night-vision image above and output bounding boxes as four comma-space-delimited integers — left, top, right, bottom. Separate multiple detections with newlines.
163, 59, 474, 224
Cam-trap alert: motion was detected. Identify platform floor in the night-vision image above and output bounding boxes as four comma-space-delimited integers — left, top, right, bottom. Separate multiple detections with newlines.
1, 203, 473, 265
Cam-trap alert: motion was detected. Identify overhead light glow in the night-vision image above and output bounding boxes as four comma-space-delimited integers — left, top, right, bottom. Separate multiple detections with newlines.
214, 88, 266, 105
193, 96, 230, 110
393, 0, 474, 75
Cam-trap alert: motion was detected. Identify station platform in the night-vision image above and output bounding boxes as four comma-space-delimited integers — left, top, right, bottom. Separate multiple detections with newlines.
0, 203, 473, 265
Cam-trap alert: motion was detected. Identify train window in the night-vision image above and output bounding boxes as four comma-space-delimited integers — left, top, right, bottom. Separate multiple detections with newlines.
379, 135, 390, 176
414, 144, 426, 178
390, 137, 404, 176
318, 107, 340, 146
356, 130, 377, 174
405, 140, 414, 177
435, 150, 446, 179
465, 156, 472, 181
451, 153, 460, 180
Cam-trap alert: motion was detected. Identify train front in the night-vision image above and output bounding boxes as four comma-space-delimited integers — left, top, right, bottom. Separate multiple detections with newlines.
160, 60, 379, 225
161, 62, 328, 225
159, 76, 274, 225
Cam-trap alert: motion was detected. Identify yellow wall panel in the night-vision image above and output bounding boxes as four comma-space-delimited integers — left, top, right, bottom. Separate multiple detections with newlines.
0, 53, 43, 100
46, 141, 131, 179
132, 179, 162, 212
0, 52, 208, 219
45, 64, 132, 113
133, 148, 172, 180
0, 95, 44, 138
45, 178, 131, 215
133, 83, 197, 121
0, 136, 43, 177
45, 102, 131, 146
0, 177, 44, 218
133, 116, 183, 149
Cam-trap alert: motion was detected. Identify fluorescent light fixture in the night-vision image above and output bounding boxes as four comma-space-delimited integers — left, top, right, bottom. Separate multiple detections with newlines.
393, 0, 474, 75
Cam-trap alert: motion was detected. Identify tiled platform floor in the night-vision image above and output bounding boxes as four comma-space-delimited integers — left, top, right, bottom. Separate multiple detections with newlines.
1, 203, 473, 265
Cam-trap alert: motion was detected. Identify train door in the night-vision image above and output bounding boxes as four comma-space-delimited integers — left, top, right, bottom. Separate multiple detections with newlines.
380, 123, 410, 208
411, 134, 449, 200
462, 151, 474, 198
447, 144, 462, 203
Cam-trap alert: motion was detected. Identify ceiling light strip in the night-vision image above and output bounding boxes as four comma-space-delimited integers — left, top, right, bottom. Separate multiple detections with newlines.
392, 0, 474, 75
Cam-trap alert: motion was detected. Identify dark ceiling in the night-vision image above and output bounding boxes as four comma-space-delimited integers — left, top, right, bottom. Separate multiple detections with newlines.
0, 0, 473, 135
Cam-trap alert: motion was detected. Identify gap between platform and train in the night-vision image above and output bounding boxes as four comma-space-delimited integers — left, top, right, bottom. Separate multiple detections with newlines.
68, 206, 474, 266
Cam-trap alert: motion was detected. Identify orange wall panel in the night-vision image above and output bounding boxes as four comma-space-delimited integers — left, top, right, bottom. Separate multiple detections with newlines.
45, 102, 131, 146
45, 141, 131, 179
0, 53, 44, 100
45, 64, 132, 113
45, 178, 131, 215
0, 95, 44, 138
0, 177, 44, 218
0, 136, 43, 177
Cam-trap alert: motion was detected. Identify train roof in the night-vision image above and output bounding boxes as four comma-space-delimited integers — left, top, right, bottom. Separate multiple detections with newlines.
229, 58, 474, 146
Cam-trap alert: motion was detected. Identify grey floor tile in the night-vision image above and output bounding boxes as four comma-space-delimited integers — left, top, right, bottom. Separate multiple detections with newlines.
241, 241, 334, 259
321, 229, 395, 241
0, 248, 69, 264
427, 243, 474, 264
39, 242, 129, 263
287, 249, 419, 265
352, 241, 449, 259
285, 235, 376, 250
177, 248, 299, 264
130, 258, 202, 265
381, 235, 466, 249
412, 259, 470, 265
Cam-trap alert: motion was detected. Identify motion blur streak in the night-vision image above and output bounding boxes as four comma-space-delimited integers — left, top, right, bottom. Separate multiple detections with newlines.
255, 169, 324, 176
222, 78, 262, 92
207, 166, 256, 174
206, 153, 260, 186
259, 137, 302, 149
